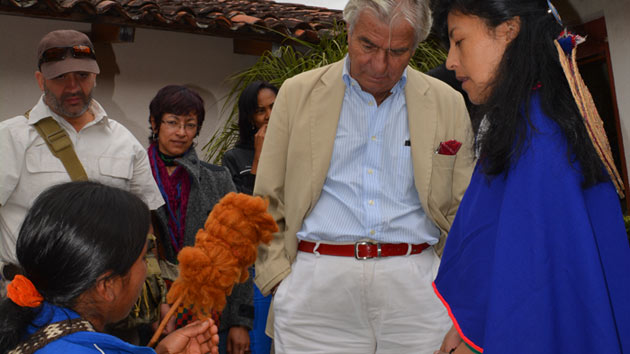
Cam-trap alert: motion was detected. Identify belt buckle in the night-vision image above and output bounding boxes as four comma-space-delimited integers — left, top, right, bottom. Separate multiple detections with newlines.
354, 241, 380, 260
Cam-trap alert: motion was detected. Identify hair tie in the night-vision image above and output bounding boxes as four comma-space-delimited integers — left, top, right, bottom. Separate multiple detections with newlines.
7, 274, 44, 308
547, 0, 563, 26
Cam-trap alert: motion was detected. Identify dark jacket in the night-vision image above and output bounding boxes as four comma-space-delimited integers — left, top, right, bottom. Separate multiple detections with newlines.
153, 148, 253, 331
222, 144, 256, 195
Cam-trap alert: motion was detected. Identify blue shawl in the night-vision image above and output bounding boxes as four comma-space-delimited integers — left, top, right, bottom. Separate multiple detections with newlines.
434, 94, 630, 353
25, 302, 155, 354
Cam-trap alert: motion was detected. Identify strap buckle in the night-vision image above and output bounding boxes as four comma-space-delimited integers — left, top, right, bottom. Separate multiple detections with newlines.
46, 128, 71, 153
354, 241, 380, 260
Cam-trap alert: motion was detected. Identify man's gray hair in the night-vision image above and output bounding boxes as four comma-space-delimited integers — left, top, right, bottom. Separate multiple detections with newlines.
343, 0, 432, 46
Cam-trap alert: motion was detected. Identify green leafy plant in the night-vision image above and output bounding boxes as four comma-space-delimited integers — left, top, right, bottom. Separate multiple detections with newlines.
203, 24, 447, 163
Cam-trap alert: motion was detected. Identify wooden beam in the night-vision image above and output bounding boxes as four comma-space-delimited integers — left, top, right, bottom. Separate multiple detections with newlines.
233, 38, 273, 56
91, 23, 135, 43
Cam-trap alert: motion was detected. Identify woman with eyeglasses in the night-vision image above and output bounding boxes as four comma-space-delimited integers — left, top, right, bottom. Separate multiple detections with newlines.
0, 181, 219, 354
147, 85, 253, 354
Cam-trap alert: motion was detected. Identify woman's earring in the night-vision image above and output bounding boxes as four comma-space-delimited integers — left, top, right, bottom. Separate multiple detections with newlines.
151, 131, 157, 141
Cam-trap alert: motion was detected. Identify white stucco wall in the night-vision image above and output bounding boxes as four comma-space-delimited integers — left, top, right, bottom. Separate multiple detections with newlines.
561, 0, 630, 172
0, 14, 258, 158
1, 3, 628, 164
602, 1, 630, 171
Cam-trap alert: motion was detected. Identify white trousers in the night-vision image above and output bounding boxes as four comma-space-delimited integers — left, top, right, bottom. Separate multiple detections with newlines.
273, 247, 451, 354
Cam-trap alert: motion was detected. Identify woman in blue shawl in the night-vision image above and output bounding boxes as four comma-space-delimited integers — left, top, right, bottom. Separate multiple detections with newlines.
0, 181, 219, 353
431, 0, 630, 353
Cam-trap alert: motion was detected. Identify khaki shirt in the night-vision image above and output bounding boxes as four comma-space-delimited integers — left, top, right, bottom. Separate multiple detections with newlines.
0, 96, 164, 265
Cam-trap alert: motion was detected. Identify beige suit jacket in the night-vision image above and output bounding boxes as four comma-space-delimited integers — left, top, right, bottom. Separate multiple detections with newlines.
254, 60, 475, 298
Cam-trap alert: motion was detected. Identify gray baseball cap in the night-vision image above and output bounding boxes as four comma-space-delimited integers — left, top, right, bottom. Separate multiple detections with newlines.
37, 29, 100, 79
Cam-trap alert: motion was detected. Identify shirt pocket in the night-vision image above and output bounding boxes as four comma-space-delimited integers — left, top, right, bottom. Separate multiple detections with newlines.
25, 142, 66, 174
428, 154, 456, 216
98, 156, 133, 189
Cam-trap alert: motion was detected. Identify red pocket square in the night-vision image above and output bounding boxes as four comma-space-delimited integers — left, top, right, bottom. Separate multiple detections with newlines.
437, 140, 462, 155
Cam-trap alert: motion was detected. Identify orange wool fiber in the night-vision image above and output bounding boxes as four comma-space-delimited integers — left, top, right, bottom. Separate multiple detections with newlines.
166, 192, 277, 317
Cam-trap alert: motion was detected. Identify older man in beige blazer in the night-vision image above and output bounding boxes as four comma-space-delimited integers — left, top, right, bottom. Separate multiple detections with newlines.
253, 0, 474, 353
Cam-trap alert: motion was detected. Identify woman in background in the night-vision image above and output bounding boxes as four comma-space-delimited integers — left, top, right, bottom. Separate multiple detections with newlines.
223, 81, 278, 354
0, 181, 218, 353
223, 81, 278, 195
148, 85, 252, 354
431, 0, 630, 353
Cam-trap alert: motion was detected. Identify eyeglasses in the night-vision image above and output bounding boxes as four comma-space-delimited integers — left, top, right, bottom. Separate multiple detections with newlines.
38, 46, 97, 69
161, 120, 198, 132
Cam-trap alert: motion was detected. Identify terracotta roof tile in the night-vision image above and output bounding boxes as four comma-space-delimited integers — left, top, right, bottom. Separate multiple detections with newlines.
0, 0, 343, 42
230, 14, 262, 25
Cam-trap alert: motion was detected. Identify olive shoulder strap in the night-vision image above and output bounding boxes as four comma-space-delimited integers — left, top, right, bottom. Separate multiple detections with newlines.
24, 110, 88, 181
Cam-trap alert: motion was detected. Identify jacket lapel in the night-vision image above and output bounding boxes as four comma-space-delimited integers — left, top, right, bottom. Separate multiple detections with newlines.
307, 60, 346, 212
405, 70, 435, 211
176, 150, 207, 247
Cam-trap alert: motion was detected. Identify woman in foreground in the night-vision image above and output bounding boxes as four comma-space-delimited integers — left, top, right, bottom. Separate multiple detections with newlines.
0, 181, 218, 353
431, 0, 630, 353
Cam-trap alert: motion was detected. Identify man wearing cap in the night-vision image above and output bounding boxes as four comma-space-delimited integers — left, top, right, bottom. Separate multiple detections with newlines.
0, 29, 163, 291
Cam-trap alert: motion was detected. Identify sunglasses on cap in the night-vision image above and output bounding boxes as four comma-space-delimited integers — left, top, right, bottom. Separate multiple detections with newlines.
38, 45, 97, 69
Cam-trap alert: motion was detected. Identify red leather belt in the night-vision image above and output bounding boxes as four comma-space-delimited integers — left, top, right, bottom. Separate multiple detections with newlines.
298, 240, 429, 260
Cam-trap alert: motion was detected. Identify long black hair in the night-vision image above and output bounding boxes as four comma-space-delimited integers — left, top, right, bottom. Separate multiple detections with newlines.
0, 181, 150, 352
433, 0, 606, 187
236, 81, 279, 147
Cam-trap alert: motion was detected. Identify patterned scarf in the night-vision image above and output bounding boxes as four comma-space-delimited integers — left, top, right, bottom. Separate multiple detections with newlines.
148, 143, 192, 252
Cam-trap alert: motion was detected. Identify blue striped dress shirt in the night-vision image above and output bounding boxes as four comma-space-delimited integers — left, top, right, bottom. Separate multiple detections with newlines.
297, 56, 440, 245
